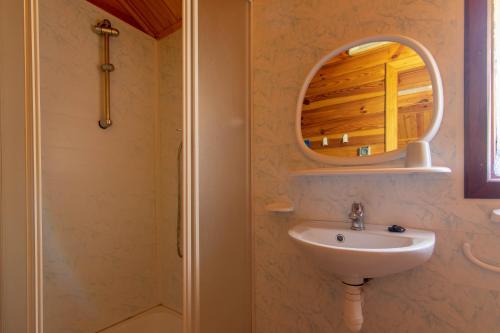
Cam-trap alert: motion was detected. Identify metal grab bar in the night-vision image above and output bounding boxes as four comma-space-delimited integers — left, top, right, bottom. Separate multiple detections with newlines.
463, 242, 500, 273
94, 19, 119, 129
177, 139, 183, 258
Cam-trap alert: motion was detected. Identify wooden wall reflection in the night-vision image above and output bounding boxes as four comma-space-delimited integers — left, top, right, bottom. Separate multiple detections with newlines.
301, 42, 433, 157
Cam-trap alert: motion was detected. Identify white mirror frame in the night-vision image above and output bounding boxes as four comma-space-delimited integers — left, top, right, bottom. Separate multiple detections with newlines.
295, 35, 444, 166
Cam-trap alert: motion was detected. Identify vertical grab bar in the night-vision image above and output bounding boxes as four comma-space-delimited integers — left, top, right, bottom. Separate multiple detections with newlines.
94, 19, 119, 129
177, 139, 183, 258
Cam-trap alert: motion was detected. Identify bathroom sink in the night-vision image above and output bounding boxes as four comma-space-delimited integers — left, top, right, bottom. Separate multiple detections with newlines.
288, 221, 435, 285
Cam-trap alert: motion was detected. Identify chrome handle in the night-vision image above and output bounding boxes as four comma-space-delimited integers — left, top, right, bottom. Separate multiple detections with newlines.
350, 202, 364, 216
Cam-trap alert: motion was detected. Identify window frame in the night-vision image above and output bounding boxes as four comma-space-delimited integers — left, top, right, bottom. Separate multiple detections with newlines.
464, 0, 500, 198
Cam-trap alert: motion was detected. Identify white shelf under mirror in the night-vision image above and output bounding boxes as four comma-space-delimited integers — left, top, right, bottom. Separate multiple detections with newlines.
289, 166, 451, 177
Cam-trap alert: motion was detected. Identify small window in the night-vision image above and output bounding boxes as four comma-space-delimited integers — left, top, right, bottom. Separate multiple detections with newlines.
493, 0, 500, 177
465, 0, 500, 197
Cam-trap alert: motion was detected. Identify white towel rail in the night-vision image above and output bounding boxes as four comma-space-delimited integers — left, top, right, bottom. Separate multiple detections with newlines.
462, 242, 500, 273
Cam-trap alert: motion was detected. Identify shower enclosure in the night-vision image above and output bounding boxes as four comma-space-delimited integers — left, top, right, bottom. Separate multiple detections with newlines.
0, 0, 251, 332
38, 1, 183, 332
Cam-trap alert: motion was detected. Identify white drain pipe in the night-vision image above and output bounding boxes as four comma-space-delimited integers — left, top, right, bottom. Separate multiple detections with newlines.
343, 284, 364, 332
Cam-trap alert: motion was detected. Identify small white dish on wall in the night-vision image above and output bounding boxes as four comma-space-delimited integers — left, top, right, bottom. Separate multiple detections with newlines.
265, 201, 294, 213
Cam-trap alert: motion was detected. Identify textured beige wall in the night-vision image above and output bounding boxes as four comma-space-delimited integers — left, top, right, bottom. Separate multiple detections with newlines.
252, 1, 500, 332
40, 1, 158, 332
158, 29, 183, 314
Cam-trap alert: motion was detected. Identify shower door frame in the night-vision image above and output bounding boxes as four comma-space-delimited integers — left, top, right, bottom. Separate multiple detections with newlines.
8, 0, 195, 333
8, 0, 196, 332
183, 0, 253, 332
182, 0, 198, 331
0, 0, 43, 332
10, 0, 247, 332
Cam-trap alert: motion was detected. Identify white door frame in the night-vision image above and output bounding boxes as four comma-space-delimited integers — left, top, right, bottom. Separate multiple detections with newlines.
182, 0, 253, 332
182, 0, 199, 332
0, 0, 43, 332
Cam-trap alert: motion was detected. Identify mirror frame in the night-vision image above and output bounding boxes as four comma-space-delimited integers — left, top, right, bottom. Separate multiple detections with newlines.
295, 35, 444, 165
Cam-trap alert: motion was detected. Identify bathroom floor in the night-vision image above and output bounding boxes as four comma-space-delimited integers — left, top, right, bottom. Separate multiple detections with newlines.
98, 306, 182, 333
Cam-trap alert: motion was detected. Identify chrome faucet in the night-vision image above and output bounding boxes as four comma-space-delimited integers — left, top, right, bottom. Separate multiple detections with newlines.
348, 202, 365, 231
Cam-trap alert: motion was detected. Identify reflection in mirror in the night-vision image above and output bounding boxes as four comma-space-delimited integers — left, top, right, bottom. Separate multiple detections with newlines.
301, 42, 433, 157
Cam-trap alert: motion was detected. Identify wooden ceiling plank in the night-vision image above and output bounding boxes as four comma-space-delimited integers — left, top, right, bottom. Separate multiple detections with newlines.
398, 67, 432, 91
301, 113, 385, 138
302, 97, 386, 124
302, 109, 385, 128
153, 0, 180, 22
116, 0, 156, 37
303, 95, 384, 114
157, 20, 183, 40
389, 55, 426, 71
319, 44, 417, 78
87, 0, 141, 30
86, 0, 182, 39
398, 102, 434, 115
304, 80, 385, 106
306, 64, 385, 97
160, 0, 182, 18
303, 90, 386, 111
397, 91, 433, 108
137, 0, 176, 29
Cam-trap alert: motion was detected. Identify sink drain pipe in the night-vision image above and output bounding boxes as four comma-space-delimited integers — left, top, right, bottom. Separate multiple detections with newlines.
342, 281, 365, 332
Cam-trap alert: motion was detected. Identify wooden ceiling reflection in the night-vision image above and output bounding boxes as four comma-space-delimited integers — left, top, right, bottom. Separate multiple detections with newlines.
87, 0, 182, 39
302, 43, 433, 157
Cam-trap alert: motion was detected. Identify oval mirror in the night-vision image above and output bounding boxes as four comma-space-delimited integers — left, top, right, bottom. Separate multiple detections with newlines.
296, 36, 443, 165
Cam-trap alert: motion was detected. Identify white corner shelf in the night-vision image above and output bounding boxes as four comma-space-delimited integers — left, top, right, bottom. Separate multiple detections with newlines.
289, 166, 451, 177
265, 202, 294, 213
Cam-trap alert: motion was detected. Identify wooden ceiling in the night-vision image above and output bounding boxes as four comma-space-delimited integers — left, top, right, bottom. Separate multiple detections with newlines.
301, 42, 433, 157
87, 0, 182, 39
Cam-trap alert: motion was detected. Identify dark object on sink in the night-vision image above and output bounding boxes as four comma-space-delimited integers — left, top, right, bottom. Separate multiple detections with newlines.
388, 225, 406, 233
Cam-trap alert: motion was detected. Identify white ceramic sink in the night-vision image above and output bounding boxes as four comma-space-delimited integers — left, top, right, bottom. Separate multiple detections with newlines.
289, 221, 435, 285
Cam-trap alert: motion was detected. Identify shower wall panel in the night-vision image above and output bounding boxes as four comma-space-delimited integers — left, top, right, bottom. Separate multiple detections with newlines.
158, 29, 184, 314
40, 0, 158, 332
